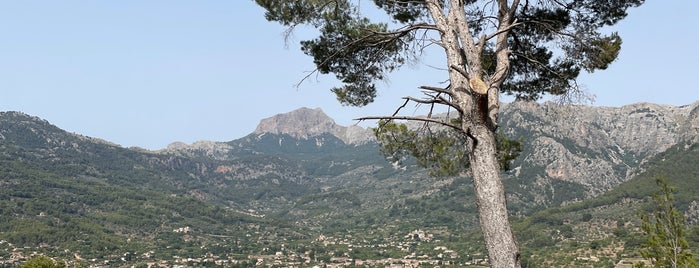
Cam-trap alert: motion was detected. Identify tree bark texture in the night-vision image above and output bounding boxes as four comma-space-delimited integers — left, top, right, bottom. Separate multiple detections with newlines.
426, 0, 521, 266
469, 125, 520, 267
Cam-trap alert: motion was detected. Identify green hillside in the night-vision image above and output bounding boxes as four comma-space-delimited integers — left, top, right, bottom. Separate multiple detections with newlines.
0, 152, 301, 267
2, 110, 699, 267
512, 141, 699, 267
0, 113, 311, 266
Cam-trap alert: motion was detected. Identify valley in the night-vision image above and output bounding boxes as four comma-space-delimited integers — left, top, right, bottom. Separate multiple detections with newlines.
1, 101, 699, 267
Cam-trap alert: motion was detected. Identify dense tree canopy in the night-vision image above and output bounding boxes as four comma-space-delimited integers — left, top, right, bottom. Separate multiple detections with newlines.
257, 0, 642, 104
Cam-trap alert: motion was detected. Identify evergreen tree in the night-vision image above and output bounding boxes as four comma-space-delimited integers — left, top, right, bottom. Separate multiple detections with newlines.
255, 1, 645, 266
637, 177, 697, 268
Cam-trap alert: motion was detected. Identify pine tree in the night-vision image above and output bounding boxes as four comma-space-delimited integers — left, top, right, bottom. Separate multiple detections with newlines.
256, 1, 645, 266
637, 177, 697, 268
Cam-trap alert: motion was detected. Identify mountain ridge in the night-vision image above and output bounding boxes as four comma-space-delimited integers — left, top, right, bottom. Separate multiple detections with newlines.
252, 107, 374, 145
156, 100, 699, 201
4, 99, 699, 203
7, 99, 699, 201
1, 101, 699, 266
163, 100, 699, 149
500, 100, 699, 199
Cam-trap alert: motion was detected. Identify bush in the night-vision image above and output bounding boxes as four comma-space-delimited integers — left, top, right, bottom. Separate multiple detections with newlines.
20, 256, 66, 268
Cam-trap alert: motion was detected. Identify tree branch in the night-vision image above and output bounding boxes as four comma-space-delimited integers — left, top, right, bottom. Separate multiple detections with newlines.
490, 0, 518, 87
450, 65, 470, 79
419, 85, 453, 96
365, 23, 441, 35
356, 115, 462, 132
294, 21, 439, 88
483, 19, 522, 42
450, 0, 482, 74
511, 51, 575, 82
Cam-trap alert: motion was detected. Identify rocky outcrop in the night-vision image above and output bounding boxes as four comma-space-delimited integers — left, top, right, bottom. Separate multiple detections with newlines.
161, 108, 375, 159
501, 101, 699, 198
682, 104, 699, 144
3, 101, 699, 216
502, 101, 696, 155
253, 107, 374, 145
159, 101, 699, 202
686, 201, 699, 226
163, 140, 233, 161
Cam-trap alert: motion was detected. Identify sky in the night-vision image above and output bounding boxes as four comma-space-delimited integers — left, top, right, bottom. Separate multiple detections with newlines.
1, 1, 698, 150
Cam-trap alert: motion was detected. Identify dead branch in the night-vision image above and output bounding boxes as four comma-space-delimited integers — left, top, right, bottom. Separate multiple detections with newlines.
419, 85, 453, 96
355, 115, 461, 131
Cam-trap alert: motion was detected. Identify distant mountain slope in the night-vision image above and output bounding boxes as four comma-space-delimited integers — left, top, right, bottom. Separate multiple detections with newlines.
253, 107, 374, 145
0, 112, 297, 266
1, 100, 699, 266
511, 141, 699, 266
500, 101, 699, 208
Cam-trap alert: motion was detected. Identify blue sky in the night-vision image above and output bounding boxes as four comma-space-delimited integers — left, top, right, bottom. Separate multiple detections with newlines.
1, 1, 697, 150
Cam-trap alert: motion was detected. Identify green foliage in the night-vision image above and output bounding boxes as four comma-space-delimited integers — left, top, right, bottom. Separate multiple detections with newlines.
304, 18, 406, 106
385, 177, 478, 230
547, 143, 699, 216
373, 120, 522, 176
20, 256, 66, 268
584, 32, 623, 72
637, 177, 697, 268
506, 141, 699, 267
256, 1, 644, 103
496, 132, 524, 171
371, 0, 429, 23
373, 120, 468, 177
257, 0, 410, 106
503, 0, 643, 99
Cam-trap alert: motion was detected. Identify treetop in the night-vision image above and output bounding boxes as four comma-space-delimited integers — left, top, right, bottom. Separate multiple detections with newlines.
256, 0, 644, 105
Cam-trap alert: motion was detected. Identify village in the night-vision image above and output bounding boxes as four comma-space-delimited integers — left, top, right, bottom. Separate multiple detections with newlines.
0, 229, 492, 267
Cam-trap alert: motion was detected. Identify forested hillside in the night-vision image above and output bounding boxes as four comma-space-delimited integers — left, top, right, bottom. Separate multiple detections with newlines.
0, 102, 698, 267
513, 141, 699, 267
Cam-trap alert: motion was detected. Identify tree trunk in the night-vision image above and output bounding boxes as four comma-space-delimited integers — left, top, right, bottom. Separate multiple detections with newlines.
469, 124, 520, 267
423, 0, 520, 265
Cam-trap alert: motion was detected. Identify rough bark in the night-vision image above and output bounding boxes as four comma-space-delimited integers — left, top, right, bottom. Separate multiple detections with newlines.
469, 125, 520, 267
426, 0, 521, 266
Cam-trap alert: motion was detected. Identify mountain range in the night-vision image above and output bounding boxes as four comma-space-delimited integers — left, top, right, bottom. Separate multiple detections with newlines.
163, 101, 699, 209
1, 101, 698, 267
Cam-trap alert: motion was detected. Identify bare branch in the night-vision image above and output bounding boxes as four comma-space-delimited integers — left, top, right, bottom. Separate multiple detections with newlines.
552, 80, 595, 105
483, 19, 522, 42
372, 89, 462, 130
391, 97, 411, 117
450, 65, 469, 78
404, 96, 447, 106
356, 115, 462, 131
419, 85, 453, 95
510, 0, 521, 17
365, 23, 441, 35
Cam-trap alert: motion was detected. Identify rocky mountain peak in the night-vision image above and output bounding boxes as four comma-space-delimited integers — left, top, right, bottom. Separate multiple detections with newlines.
254, 107, 336, 138
253, 107, 373, 144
